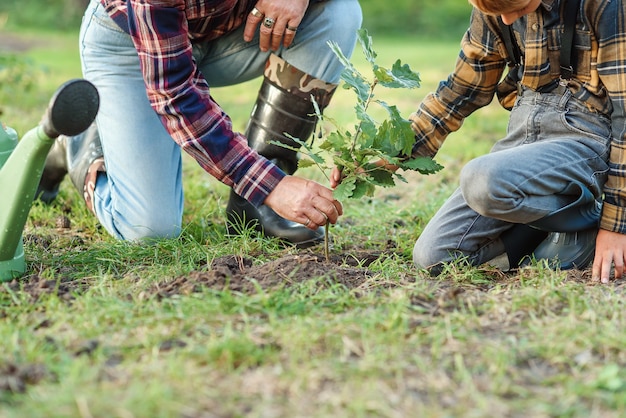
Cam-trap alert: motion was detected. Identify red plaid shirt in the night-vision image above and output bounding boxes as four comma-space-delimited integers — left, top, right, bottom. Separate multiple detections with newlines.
100, 0, 283, 206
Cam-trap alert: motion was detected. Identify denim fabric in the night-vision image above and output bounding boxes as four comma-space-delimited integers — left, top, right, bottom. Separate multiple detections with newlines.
79, 0, 361, 240
413, 86, 611, 270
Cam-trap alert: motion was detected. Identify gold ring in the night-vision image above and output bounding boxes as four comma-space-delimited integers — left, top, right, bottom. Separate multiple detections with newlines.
263, 17, 275, 29
315, 209, 329, 223
286, 25, 298, 32
250, 7, 264, 18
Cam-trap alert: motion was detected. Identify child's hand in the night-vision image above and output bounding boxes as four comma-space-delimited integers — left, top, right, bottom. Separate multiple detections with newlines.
330, 159, 399, 189
330, 166, 343, 189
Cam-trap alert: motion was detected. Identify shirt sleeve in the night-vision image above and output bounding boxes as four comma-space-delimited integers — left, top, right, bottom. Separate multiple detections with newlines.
126, 0, 284, 207
409, 10, 507, 158
596, 0, 626, 234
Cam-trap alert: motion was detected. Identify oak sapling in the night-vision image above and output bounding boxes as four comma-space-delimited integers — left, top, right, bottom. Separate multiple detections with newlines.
275, 29, 443, 259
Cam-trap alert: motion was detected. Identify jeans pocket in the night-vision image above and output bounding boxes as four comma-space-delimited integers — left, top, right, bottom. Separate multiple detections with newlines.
88, 0, 129, 34
560, 107, 612, 147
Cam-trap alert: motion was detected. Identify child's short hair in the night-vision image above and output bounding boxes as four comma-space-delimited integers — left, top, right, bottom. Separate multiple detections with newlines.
469, 0, 526, 15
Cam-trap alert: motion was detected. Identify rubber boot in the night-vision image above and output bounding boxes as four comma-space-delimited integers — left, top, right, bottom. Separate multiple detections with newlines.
226, 55, 336, 248
35, 123, 103, 204
528, 182, 600, 269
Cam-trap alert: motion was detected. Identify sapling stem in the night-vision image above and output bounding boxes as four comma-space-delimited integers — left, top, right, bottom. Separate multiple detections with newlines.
324, 223, 330, 262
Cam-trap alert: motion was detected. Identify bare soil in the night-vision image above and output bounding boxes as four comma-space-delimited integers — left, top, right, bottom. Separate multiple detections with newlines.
6, 234, 402, 302
152, 251, 383, 298
6, 228, 602, 305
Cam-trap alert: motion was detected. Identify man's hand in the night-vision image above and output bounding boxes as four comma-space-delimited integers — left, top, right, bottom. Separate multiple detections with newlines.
243, 0, 309, 52
592, 229, 626, 283
264, 176, 343, 230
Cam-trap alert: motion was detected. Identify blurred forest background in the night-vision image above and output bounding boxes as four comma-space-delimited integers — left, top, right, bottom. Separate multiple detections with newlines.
0, 0, 472, 39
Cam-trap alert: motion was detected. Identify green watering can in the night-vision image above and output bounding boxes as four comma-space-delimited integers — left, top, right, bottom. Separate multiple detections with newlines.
0, 79, 99, 281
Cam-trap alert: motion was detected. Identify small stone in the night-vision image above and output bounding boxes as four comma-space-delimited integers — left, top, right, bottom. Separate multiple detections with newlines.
55, 215, 71, 229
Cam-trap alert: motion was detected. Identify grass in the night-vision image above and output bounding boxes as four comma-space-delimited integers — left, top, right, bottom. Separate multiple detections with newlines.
1, 29, 625, 418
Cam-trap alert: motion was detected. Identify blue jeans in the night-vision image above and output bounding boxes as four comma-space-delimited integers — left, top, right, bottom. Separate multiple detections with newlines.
413, 86, 612, 270
78, 0, 362, 240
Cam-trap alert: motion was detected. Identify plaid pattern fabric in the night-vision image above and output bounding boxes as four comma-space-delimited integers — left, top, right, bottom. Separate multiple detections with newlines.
408, 0, 626, 234
98, 0, 286, 207
102, 0, 254, 42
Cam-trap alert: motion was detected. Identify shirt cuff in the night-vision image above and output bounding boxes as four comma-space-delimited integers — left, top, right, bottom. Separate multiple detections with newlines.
231, 157, 286, 208
599, 201, 626, 234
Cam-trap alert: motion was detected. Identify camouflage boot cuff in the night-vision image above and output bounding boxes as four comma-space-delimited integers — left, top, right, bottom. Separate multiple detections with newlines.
264, 54, 337, 109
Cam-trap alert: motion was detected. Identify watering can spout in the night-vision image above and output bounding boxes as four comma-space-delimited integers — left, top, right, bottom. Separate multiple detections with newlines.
0, 79, 99, 281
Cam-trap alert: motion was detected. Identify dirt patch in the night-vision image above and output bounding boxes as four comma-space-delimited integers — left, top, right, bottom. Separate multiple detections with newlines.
0, 232, 91, 302
3, 228, 399, 301
3, 273, 92, 302
153, 250, 389, 298
6, 224, 617, 305
0, 363, 48, 394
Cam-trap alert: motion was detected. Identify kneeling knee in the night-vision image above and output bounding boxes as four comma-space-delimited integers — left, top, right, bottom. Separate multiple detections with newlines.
413, 237, 452, 274
114, 214, 182, 242
460, 160, 513, 217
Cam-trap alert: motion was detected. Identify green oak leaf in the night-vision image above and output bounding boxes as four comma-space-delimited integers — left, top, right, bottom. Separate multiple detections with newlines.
378, 60, 421, 89
357, 28, 377, 65
334, 177, 357, 200
297, 158, 317, 169
401, 156, 444, 174
327, 40, 354, 74
352, 179, 374, 199
320, 130, 351, 153
373, 65, 396, 85
366, 166, 396, 187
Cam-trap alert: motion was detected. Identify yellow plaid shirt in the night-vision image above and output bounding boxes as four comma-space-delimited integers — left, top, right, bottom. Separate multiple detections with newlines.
409, 0, 626, 234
